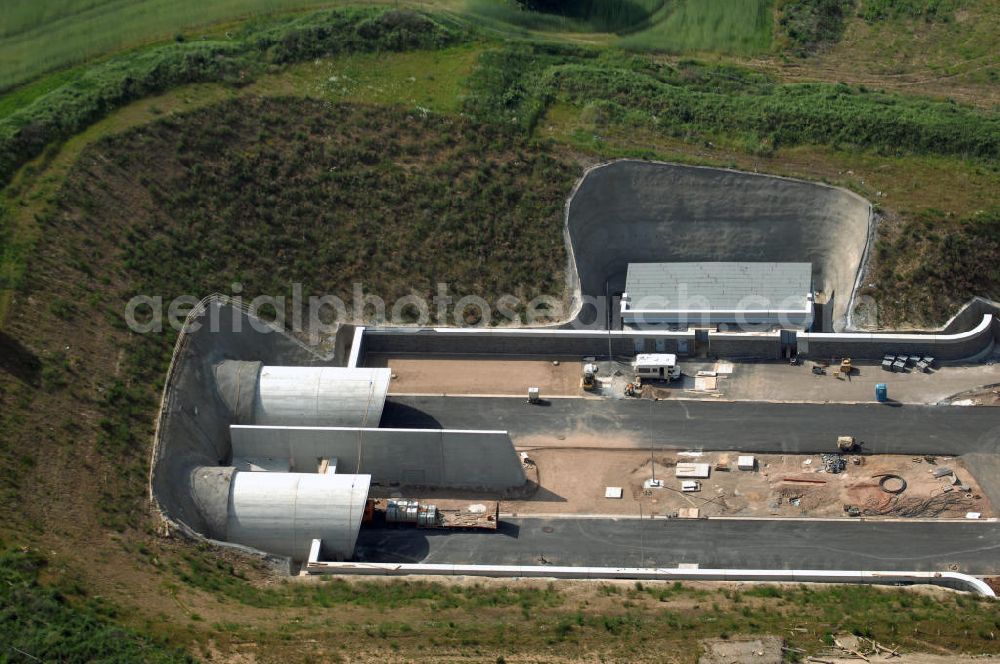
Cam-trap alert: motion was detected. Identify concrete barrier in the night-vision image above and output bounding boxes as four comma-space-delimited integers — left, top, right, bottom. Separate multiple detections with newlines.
799, 314, 996, 362
304, 557, 996, 597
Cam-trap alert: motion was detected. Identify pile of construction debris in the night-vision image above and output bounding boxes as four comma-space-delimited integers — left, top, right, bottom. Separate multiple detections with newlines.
820, 454, 847, 474
805, 633, 902, 662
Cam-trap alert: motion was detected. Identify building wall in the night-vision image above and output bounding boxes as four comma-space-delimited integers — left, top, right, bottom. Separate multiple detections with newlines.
230, 425, 527, 491
622, 310, 813, 330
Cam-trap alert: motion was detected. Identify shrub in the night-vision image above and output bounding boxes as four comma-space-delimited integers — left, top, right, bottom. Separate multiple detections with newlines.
0, 8, 464, 189
778, 0, 854, 55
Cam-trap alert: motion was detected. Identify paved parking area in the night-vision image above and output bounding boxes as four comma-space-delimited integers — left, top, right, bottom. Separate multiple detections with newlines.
699, 358, 1000, 405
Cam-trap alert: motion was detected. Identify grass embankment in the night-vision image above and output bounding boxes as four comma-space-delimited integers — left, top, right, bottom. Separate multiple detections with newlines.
468, 42, 999, 157
0, 88, 575, 657
464, 0, 664, 35
59, 97, 577, 325
2, 92, 575, 532
92, 544, 1000, 659
0, 7, 464, 322
0, 546, 192, 663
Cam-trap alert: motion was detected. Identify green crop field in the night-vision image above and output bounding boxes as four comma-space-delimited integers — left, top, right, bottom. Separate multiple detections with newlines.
1, 0, 772, 92
621, 0, 773, 53
0, 0, 357, 92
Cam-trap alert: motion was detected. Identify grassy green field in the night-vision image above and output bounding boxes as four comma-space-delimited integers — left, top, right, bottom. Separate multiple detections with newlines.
2, 0, 770, 92
0, 0, 357, 91
621, 0, 773, 53
464, 0, 665, 34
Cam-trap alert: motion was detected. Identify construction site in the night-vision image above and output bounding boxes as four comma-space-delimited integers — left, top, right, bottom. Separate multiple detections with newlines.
149, 161, 1000, 595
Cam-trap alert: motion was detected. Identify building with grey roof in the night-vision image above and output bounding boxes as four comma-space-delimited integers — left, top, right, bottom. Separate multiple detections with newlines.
620, 262, 814, 330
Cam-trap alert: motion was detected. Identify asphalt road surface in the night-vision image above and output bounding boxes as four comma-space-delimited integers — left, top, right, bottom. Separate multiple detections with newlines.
355, 517, 1000, 575
382, 397, 1000, 455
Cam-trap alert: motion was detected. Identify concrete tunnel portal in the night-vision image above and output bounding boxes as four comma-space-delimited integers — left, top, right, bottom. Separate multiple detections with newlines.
153, 322, 527, 563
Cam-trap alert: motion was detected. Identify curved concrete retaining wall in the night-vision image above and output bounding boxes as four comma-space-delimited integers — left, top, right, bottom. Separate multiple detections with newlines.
304, 560, 996, 597
799, 314, 997, 361
564, 161, 873, 332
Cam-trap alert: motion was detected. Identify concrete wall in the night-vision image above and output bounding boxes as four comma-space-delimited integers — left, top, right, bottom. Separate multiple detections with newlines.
706, 332, 782, 360
303, 561, 996, 597
230, 425, 527, 491
564, 161, 872, 332
799, 314, 996, 361
362, 327, 695, 359
358, 315, 997, 363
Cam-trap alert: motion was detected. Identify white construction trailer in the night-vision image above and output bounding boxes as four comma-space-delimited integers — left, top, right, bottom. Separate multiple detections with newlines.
633, 353, 681, 381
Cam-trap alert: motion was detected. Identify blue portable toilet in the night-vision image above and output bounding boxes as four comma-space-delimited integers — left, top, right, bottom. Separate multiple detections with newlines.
875, 383, 888, 402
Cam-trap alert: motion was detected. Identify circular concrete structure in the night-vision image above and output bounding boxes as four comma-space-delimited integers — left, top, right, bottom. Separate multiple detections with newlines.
564, 161, 873, 331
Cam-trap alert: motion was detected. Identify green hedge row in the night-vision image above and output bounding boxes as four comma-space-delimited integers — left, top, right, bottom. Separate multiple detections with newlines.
545, 63, 1000, 157
0, 8, 462, 188
464, 43, 999, 159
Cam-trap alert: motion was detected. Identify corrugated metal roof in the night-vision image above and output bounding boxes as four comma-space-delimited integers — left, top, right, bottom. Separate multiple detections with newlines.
624, 262, 812, 311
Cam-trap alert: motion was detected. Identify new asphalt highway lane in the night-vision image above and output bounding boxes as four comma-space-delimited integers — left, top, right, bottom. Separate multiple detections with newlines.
355, 518, 1000, 574
382, 396, 1000, 455
377, 397, 1000, 573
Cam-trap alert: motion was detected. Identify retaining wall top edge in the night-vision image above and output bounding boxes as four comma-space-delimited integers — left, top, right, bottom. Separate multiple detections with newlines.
802, 315, 992, 343
231, 424, 510, 435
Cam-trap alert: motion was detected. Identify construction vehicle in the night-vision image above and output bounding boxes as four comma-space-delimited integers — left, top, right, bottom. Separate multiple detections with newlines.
581, 362, 599, 391
374, 498, 499, 530
837, 435, 860, 453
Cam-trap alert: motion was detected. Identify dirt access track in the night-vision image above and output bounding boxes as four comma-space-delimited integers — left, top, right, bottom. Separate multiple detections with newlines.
564, 161, 872, 331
